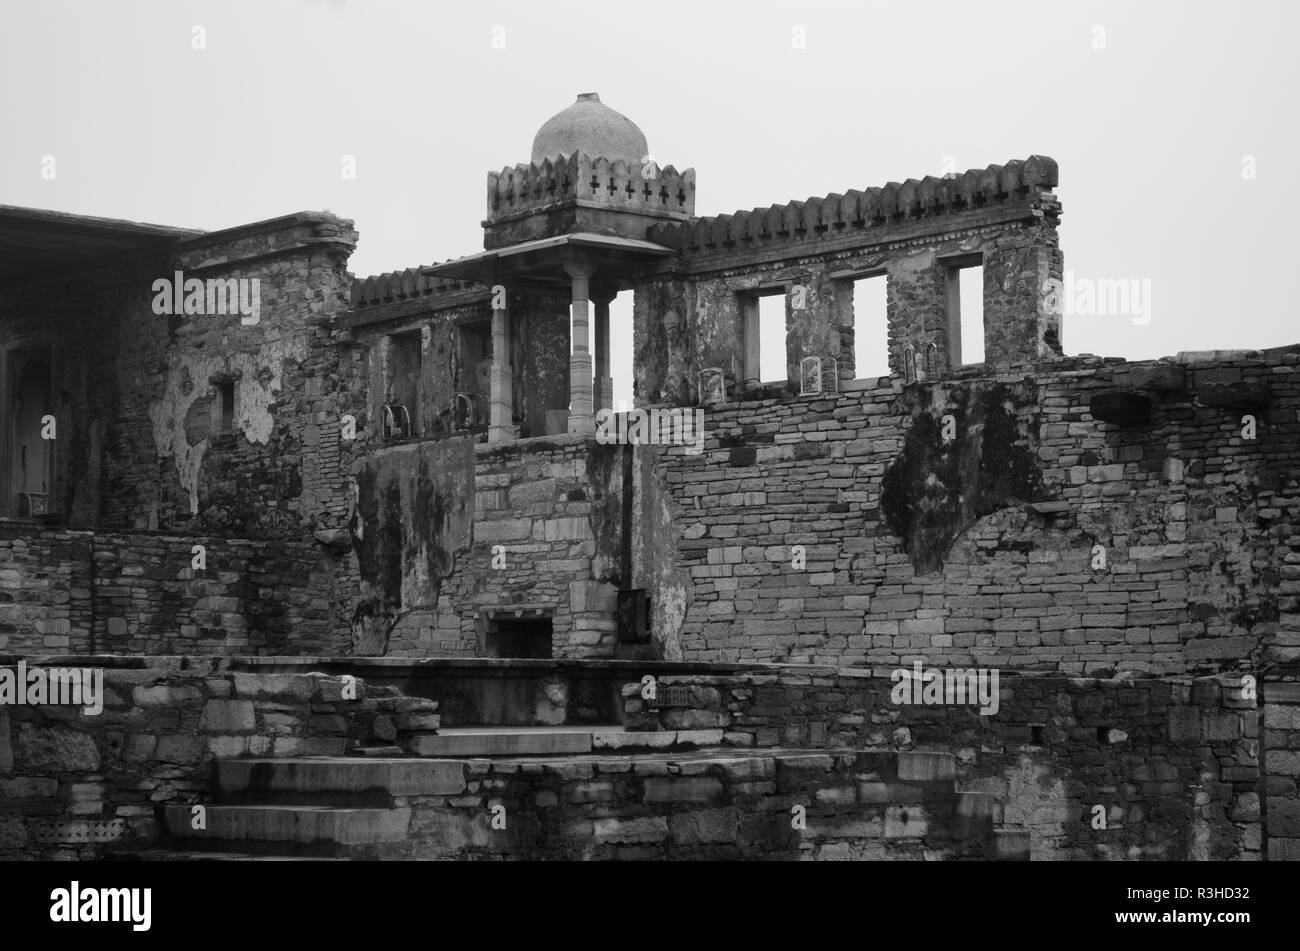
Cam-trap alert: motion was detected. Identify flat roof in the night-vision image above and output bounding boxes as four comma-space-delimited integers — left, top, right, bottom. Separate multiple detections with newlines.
0, 205, 202, 280
423, 231, 676, 287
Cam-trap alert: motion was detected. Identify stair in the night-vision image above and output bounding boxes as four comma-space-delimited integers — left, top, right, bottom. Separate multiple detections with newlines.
105, 734, 1030, 861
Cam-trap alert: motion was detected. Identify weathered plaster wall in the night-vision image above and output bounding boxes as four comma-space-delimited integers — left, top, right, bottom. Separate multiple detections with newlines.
353, 437, 477, 655
424, 436, 624, 659
0, 214, 361, 540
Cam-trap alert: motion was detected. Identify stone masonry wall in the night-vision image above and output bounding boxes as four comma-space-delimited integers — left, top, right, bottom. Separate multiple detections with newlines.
623, 667, 1260, 860
382, 435, 625, 659
0, 213, 362, 539
636, 156, 1062, 403
1264, 666, 1300, 860
0, 661, 438, 860
0, 524, 351, 656
640, 349, 1299, 675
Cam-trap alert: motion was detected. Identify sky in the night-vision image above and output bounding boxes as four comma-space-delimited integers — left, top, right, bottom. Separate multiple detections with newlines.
2, 0, 1296, 409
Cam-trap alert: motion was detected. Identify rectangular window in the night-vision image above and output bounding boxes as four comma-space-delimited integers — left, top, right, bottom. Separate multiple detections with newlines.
757, 292, 786, 385
384, 330, 422, 439
851, 275, 889, 379
945, 258, 985, 366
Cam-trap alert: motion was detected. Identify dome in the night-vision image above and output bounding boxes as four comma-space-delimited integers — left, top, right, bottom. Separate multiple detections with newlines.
530, 93, 649, 166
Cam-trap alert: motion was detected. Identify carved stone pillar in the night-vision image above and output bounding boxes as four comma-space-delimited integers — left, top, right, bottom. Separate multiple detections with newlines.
489, 286, 516, 442
566, 262, 595, 435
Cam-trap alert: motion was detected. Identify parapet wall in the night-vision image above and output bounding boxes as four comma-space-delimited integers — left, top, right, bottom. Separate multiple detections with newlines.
646, 155, 1058, 254
634, 156, 1062, 404
487, 152, 696, 221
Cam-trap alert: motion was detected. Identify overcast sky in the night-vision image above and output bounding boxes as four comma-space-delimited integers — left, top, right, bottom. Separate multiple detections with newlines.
3, 0, 1296, 408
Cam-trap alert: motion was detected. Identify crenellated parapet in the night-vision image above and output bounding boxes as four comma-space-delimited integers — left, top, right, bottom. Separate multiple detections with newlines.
483, 153, 695, 249
646, 155, 1058, 254
487, 152, 696, 222
351, 267, 481, 310
633, 156, 1065, 404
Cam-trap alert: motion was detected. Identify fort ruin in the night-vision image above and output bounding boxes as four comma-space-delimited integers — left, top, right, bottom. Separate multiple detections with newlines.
1, 92, 1297, 861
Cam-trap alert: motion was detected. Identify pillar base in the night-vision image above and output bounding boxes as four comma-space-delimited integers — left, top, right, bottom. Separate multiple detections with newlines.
567, 414, 596, 436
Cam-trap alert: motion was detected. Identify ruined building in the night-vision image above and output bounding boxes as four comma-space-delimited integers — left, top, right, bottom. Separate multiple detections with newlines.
1, 94, 1297, 861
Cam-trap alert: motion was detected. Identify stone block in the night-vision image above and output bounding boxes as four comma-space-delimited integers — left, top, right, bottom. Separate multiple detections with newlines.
643, 777, 723, 803
668, 808, 737, 845
592, 816, 668, 845
16, 725, 100, 772
132, 684, 202, 706
199, 699, 256, 733
896, 751, 955, 782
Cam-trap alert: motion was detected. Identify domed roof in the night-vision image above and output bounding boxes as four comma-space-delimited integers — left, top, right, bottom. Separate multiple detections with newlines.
531, 93, 649, 166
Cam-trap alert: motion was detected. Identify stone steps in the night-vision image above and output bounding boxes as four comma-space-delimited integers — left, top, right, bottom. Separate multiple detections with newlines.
120, 746, 1031, 860
162, 803, 412, 858
214, 757, 465, 805
407, 726, 732, 757
107, 850, 347, 862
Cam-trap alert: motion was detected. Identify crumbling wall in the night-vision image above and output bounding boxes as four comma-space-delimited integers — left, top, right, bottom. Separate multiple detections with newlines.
0, 528, 92, 654
353, 437, 477, 655
400, 437, 625, 659
7, 215, 362, 538
0, 524, 348, 655
622, 667, 1259, 860
1264, 667, 1300, 860
637, 156, 1063, 401
0, 662, 435, 860
649, 350, 1299, 674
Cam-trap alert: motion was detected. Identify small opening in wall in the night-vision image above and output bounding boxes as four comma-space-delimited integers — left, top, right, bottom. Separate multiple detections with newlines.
217, 382, 235, 435
1031, 725, 1045, 745
485, 615, 553, 659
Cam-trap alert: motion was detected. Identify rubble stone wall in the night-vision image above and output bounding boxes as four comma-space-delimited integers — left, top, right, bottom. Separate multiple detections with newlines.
622, 667, 1260, 860
0, 662, 435, 860
642, 351, 1299, 674
0, 524, 351, 656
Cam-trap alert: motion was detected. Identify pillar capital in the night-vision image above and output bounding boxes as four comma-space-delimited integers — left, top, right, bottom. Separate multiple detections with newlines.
590, 284, 619, 307
562, 253, 596, 282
